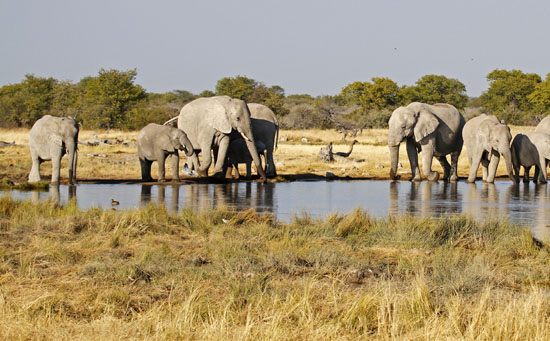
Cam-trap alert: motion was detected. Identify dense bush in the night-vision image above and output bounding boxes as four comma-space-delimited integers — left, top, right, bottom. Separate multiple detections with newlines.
2, 69, 550, 130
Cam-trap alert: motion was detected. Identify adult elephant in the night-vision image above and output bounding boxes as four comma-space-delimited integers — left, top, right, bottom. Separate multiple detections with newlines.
388, 102, 465, 182
511, 132, 550, 183
462, 114, 516, 183
535, 115, 550, 134
29, 115, 79, 184
177, 96, 267, 181
137, 123, 195, 182
225, 137, 267, 179
247, 103, 279, 177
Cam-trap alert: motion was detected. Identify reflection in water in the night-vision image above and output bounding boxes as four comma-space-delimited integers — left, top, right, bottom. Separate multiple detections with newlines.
4, 181, 550, 240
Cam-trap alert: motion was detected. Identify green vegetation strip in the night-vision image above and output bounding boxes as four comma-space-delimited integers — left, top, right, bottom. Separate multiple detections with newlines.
0, 199, 549, 339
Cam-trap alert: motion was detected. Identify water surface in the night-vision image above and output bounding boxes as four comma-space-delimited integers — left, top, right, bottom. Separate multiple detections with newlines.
4, 180, 550, 240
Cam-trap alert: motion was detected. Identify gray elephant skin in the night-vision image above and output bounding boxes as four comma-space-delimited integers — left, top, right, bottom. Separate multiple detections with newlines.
535, 115, 550, 135
29, 115, 79, 184
225, 138, 267, 179
137, 123, 195, 182
177, 96, 267, 181
462, 114, 516, 183
511, 131, 550, 183
388, 102, 465, 182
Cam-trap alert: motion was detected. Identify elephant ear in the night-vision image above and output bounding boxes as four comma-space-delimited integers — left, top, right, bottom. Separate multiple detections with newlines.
479, 120, 493, 152
159, 133, 177, 153
413, 110, 439, 143
48, 134, 63, 147
205, 99, 232, 134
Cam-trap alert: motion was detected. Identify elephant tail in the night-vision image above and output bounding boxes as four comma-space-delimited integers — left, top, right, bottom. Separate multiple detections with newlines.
163, 116, 178, 126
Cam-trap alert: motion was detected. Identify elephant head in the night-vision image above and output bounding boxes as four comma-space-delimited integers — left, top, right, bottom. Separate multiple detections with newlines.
479, 120, 516, 183
169, 128, 195, 157
388, 103, 439, 180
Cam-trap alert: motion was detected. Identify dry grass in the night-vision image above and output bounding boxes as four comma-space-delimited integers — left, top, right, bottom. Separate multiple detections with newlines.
0, 198, 550, 339
0, 126, 537, 182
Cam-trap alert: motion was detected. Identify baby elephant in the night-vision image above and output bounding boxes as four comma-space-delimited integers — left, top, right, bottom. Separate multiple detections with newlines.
137, 123, 195, 181
511, 132, 550, 183
224, 138, 267, 179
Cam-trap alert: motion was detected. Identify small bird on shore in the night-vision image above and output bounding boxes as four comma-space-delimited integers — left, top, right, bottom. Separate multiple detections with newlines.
111, 199, 120, 206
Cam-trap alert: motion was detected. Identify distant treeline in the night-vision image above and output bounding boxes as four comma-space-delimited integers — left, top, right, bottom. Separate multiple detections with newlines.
1, 68, 549, 130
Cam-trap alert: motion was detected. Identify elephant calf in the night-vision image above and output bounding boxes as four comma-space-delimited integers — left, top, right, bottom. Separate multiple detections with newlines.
137, 123, 195, 182
462, 114, 516, 183
224, 138, 267, 179
511, 132, 550, 183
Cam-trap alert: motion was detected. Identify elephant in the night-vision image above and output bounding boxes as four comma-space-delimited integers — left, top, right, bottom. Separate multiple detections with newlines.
224, 137, 267, 179
462, 114, 516, 183
388, 102, 465, 182
511, 132, 550, 183
535, 115, 550, 135
137, 123, 195, 182
29, 115, 79, 184
247, 103, 279, 177
177, 96, 267, 181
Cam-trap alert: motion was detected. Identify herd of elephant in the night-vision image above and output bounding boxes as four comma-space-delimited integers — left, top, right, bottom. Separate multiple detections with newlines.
26, 97, 550, 185
28, 96, 279, 184
388, 102, 550, 184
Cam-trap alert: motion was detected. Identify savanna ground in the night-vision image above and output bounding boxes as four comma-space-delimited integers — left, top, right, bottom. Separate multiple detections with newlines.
2, 198, 550, 339
0, 126, 536, 183
1, 127, 550, 339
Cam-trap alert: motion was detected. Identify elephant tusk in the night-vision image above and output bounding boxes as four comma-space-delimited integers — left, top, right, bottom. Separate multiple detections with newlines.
240, 132, 252, 142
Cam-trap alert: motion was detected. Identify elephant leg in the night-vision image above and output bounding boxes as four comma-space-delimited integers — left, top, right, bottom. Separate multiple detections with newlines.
421, 143, 439, 182
233, 163, 241, 179
213, 135, 230, 178
436, 156, 451, 181
140, 158, 153, 181
157, 152, 167, 182
51, 147, 62, 185
450, 150, 460, 182
29, 149, 42, 182
246, 161, 252, 178
171, 152, 180, 181
266, 148, 276, 177
467, 150, 484, 183
198, 140, 214, 177
485, 151, 500, 183
512, 159, 521, 184
538, 156, 547, 183
523, 166, 531, 183
406, 139, 421, 181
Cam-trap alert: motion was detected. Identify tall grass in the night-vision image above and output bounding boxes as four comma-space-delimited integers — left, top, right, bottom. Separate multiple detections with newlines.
0, 197, 549, 339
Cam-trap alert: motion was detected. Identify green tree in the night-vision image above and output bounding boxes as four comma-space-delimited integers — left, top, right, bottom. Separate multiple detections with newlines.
80, 69, 146, 129
199, 90, 215, 97
480, 69, 541, 124
215, 75, 257, 101
341, 77, 401, 111
406, 75, 468, 109
528, 73, 550, 118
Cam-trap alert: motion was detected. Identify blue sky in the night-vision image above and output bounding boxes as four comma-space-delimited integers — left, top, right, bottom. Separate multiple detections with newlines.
1, 0, 549, 96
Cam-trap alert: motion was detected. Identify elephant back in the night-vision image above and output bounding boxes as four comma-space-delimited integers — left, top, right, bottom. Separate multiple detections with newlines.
535, 115, 550, 135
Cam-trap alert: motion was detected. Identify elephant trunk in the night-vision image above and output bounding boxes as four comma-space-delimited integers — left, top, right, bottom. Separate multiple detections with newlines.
179, 134, 195, 157
245, 139, 267, 182
502, 149, 517, 184
67, 139, 77, 184
389, 145, 400, 180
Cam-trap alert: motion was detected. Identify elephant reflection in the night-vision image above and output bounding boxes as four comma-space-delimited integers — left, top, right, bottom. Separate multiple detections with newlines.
184, 182, 274, 214
465, 182, 510, 219
506, 183, 550, 242
389, 181, 459, 217
31, 184, 76, 206
140, 184, 181, 212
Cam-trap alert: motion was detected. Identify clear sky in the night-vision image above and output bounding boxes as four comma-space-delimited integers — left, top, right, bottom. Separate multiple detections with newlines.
1, 0, 549, 97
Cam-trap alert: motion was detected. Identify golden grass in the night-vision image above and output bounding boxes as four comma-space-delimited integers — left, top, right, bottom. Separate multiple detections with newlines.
1, 198, 550, 339
0, 126, 537, 182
